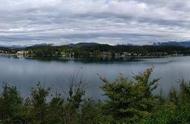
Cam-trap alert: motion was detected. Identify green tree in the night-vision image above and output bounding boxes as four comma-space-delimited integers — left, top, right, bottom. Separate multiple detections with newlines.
101, 68, 159, 123
46, 94, 64, 124
0, 84, 23, 124
29, 83, 50, 124
63, 85, 85, 124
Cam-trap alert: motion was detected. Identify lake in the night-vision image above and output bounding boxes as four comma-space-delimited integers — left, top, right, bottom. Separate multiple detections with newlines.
0, 56, 189, 99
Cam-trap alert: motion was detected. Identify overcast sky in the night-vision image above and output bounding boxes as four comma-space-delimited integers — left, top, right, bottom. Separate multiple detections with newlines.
0, 0, 190, 46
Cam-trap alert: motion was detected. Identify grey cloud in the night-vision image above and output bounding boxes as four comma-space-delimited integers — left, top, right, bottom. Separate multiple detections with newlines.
0, 0, 189, 46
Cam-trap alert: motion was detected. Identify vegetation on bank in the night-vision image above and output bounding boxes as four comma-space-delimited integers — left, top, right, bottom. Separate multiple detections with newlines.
1, 43, 190, 60
0, 68, 190, 123
24, 44, 190, 59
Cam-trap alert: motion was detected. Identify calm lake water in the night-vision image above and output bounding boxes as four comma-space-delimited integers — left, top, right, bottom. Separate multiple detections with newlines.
0, 56, 190, 99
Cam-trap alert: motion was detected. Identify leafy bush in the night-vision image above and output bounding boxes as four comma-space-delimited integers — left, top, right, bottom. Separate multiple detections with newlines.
0, 68, 190, 124
101, 68, 159, 123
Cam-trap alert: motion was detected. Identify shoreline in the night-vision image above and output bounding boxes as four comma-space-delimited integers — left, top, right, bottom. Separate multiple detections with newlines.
0, 53, 186, 62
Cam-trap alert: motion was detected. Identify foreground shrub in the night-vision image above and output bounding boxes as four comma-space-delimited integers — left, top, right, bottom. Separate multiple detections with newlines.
1, 68, 190, 124
0, 84, 23, 124
101, 68, 159, 123
143, 81, 190, 124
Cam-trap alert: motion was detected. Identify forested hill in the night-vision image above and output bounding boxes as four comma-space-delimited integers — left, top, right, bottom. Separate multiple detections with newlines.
24, 43, 190, 57
25, 42, 190, 52
1, 42, 190, 59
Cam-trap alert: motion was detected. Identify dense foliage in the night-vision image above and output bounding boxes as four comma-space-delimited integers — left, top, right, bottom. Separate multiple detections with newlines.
24, 44, 190, 59
0, 68, 190, 123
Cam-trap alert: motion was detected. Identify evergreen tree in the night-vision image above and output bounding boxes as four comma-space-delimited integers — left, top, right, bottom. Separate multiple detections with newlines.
101, 68, 159, 123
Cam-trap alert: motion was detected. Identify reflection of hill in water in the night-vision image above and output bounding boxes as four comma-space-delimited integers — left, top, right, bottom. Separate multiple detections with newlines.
2, 55, 188, 65
140, 56, 188, 65
23, 57, 142, 64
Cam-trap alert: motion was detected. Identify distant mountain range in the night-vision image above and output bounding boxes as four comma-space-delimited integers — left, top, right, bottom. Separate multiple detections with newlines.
68, 41, 190, 48
154, 41, 190, 47
68, 42, 104, 47
2, 41, 190, 49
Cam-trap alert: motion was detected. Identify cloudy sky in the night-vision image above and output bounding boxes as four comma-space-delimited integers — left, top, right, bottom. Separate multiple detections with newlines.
0, 0, 190, 46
